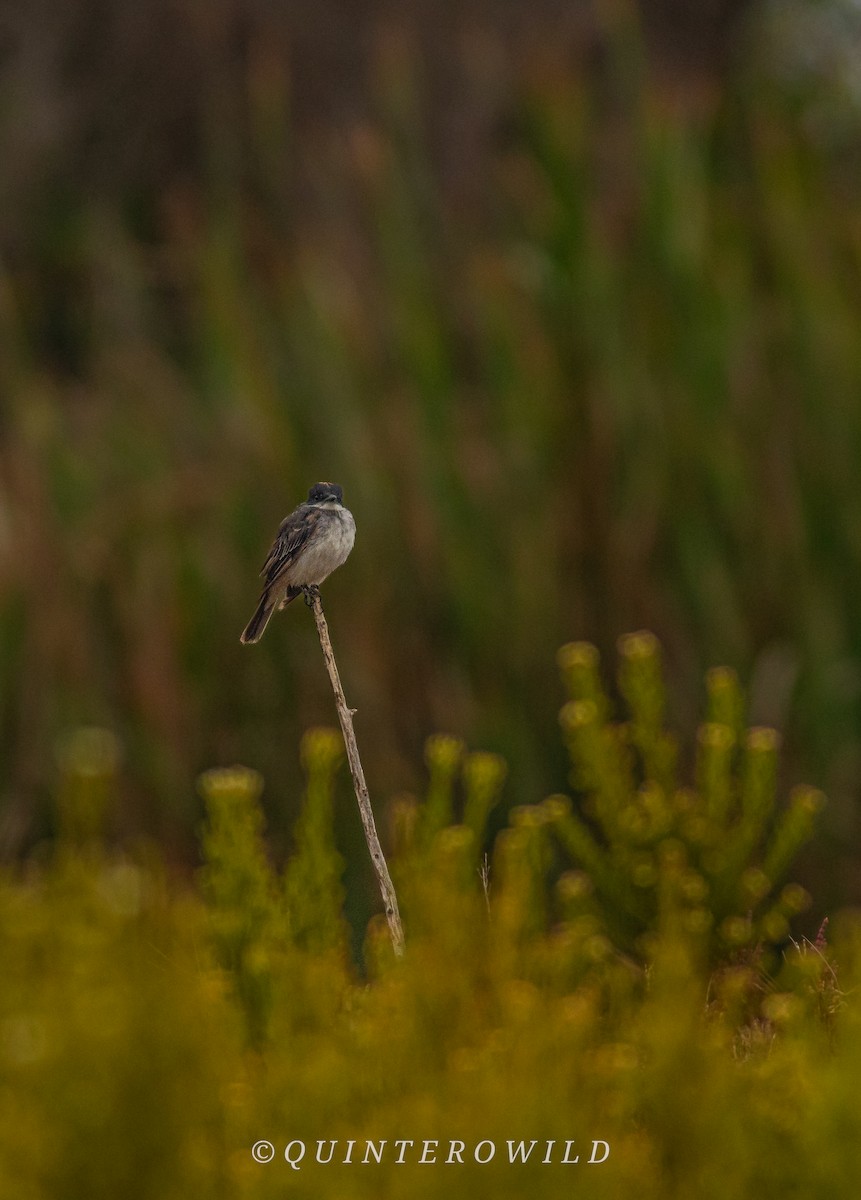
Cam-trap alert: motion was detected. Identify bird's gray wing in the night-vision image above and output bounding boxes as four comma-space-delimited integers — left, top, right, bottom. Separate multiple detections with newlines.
260, 505, 321, 588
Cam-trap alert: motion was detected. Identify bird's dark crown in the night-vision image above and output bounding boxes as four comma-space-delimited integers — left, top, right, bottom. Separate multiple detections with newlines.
307, 482, 343, 504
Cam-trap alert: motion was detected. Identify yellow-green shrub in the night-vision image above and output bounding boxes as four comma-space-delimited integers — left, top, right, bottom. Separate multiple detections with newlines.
554, 633, 823, 965
1, 637, 858, 1200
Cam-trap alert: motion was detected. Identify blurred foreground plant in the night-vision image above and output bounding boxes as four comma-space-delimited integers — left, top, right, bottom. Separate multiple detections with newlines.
553, 633, 823, 966
0, 665, 851, 1199
198, 765, 280, 1048
198, 729, 353, 1046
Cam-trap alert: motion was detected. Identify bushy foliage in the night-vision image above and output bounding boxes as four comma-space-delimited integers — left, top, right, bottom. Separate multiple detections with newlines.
2, 635, 858, 1199
4, 12, 861, 898
552, 631, 823, 964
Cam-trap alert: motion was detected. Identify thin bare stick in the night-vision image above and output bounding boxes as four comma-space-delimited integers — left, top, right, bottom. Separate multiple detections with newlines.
479, 853, 491, 914
305, 587, 405, 958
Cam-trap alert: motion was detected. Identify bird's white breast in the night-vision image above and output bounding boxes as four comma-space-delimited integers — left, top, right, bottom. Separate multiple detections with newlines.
293, 503, 356, 585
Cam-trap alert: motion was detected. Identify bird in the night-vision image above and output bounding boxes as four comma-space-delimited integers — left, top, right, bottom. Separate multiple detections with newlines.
240, 482, 356, 644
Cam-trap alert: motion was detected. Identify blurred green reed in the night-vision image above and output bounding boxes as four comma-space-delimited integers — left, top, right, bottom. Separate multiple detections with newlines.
1, 638, 857, 1199
553, 632, 823, 962
1, 13, 861, 915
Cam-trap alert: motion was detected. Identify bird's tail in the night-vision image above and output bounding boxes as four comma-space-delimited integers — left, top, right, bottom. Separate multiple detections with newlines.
240, 594, 276, 644
239, 586, 302, 644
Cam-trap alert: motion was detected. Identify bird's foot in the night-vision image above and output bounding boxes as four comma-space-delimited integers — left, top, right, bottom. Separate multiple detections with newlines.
302, 584, 320, 607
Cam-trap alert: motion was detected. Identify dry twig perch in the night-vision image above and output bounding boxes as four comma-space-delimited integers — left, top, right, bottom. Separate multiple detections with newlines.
304, 586, 405, 957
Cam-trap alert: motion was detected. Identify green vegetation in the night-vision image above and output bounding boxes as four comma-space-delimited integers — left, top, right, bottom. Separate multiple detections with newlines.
3, 636, 856, 1199
3, 9, 861, 1189
553, 632, 823, 962
1, 14, 861, 919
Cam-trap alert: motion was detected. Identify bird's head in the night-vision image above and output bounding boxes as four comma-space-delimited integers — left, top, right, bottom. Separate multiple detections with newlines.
307, 482, 343, 505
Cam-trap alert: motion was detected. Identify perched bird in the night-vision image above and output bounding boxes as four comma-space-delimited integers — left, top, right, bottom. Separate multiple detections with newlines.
240, 482, 356, 644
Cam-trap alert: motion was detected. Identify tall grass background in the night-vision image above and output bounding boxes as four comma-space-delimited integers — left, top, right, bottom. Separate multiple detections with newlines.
1, 0, 861, 921
5, 4, 861, 1194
